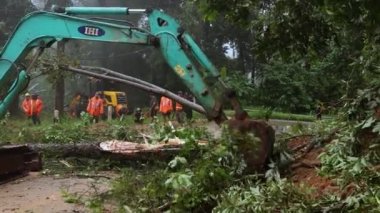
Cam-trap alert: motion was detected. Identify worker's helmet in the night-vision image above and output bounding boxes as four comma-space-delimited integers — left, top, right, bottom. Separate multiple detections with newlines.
25, 92, 30, 97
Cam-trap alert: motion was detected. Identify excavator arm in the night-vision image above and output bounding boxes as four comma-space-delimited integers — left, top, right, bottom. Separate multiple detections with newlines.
0, 6, 240, 122
0, 7, 274, 172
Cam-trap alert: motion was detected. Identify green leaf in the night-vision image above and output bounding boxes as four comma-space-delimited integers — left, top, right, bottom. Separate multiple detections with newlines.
372, 122, 380, 134
362, 117, 376, 129
168, 156, 188, 169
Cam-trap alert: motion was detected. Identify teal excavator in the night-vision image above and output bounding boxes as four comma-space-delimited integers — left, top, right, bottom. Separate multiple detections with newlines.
0, 6, 274, 171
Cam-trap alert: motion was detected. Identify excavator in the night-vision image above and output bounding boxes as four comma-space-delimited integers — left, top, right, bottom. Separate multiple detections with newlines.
0, 6, 274, 177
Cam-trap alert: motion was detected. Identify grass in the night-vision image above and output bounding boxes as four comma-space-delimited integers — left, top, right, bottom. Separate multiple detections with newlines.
0, 114, 139, 144
193, 107, 317, 122
244, 108, 316, 121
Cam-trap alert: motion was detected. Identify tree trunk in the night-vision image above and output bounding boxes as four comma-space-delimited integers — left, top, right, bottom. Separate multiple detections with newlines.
237, 39, 255, 84
55, 41, 65, 113
54, 76, 65, 113
29, 141, 184, 161
46, 0, 70, 113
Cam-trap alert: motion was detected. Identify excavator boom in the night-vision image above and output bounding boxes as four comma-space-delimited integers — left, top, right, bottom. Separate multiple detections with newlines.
0, 6, 227, 121
0, 6, 274, 172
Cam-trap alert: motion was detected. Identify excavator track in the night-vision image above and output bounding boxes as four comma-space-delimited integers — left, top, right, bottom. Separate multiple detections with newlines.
0, 145, 42, 184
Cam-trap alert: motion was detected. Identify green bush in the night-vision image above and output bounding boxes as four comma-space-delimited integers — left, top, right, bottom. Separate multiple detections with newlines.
42, 123, 90, 143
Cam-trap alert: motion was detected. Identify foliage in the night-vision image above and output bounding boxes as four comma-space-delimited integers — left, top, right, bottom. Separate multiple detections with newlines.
344, 86, 380, 122
253, 60, 313, 112
106, 124, 138, 141
42, 122, 90, 143
0, 113, 12, 144
225, 108, 315, 121
109, 167, 169, 212
0, 112, 10, 125
0, 0, 35, 47
150, 121, 210, 143
163, 131, 247, 212
61, 189, 82, 204
35, 51, 79, 84
192, 0, 379, 114
315, 86, 380, 211
223, 71, 255, 106
214, 179, 314, 212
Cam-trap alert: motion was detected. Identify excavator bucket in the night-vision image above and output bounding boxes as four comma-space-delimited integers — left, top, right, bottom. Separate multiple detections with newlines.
0, 145, 42, 184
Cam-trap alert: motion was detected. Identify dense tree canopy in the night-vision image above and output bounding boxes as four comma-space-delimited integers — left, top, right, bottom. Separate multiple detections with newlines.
193, 0, 380, 112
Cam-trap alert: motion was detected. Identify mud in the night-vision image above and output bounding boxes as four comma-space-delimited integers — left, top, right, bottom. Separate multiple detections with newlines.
287, 136, 338, 197
0, 172, 111, 213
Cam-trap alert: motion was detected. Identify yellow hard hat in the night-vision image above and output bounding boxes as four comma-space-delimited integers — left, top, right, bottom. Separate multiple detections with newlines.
25, 93, 30, 96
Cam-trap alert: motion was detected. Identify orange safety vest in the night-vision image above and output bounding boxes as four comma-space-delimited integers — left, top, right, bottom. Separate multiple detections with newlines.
159, 96, 173, 114
175, 102, 183, 111
115, 104, 128, 117
69, 96, 80, 116
22, 98, 31, 115
87, 96, 104, 116
37, 99, 43, 115
28, 99, 43, 116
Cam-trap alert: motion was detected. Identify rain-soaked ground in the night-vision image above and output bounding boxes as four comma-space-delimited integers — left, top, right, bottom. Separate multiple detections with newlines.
0, 172, 111, 213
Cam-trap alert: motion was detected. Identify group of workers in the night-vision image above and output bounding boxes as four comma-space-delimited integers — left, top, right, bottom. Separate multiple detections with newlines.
83, 91, 194, 124
155, 91, 194, 123
20, 90, 194, 124
69, 92, 127, 123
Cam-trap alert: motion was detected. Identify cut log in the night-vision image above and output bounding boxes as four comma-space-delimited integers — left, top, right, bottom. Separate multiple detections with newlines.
29, 143, 103, 158
29, 139, 206, 161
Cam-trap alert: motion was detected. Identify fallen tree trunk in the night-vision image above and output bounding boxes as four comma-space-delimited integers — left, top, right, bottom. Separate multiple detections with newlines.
28, 139, 201, 161
29, 143, 103, 158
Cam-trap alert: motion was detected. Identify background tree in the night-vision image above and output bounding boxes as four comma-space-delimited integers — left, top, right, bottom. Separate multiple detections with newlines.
0, 0, 34, 115
192, 0, 380, 112
43, 0, 72, 114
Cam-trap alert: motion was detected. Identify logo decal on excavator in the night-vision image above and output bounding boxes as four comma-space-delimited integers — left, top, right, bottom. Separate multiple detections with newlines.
174, 65, 185, 77
78, 26, 105, 37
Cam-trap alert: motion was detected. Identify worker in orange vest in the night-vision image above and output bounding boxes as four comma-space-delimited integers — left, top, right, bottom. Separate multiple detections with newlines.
159, 96, 173, 122
115, 103, 128, 120
69, 93, 81, 118
175, 91, 185, 123
87, 93, 104, 123
21, 93, 32, 119
30, 94, 43, 125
